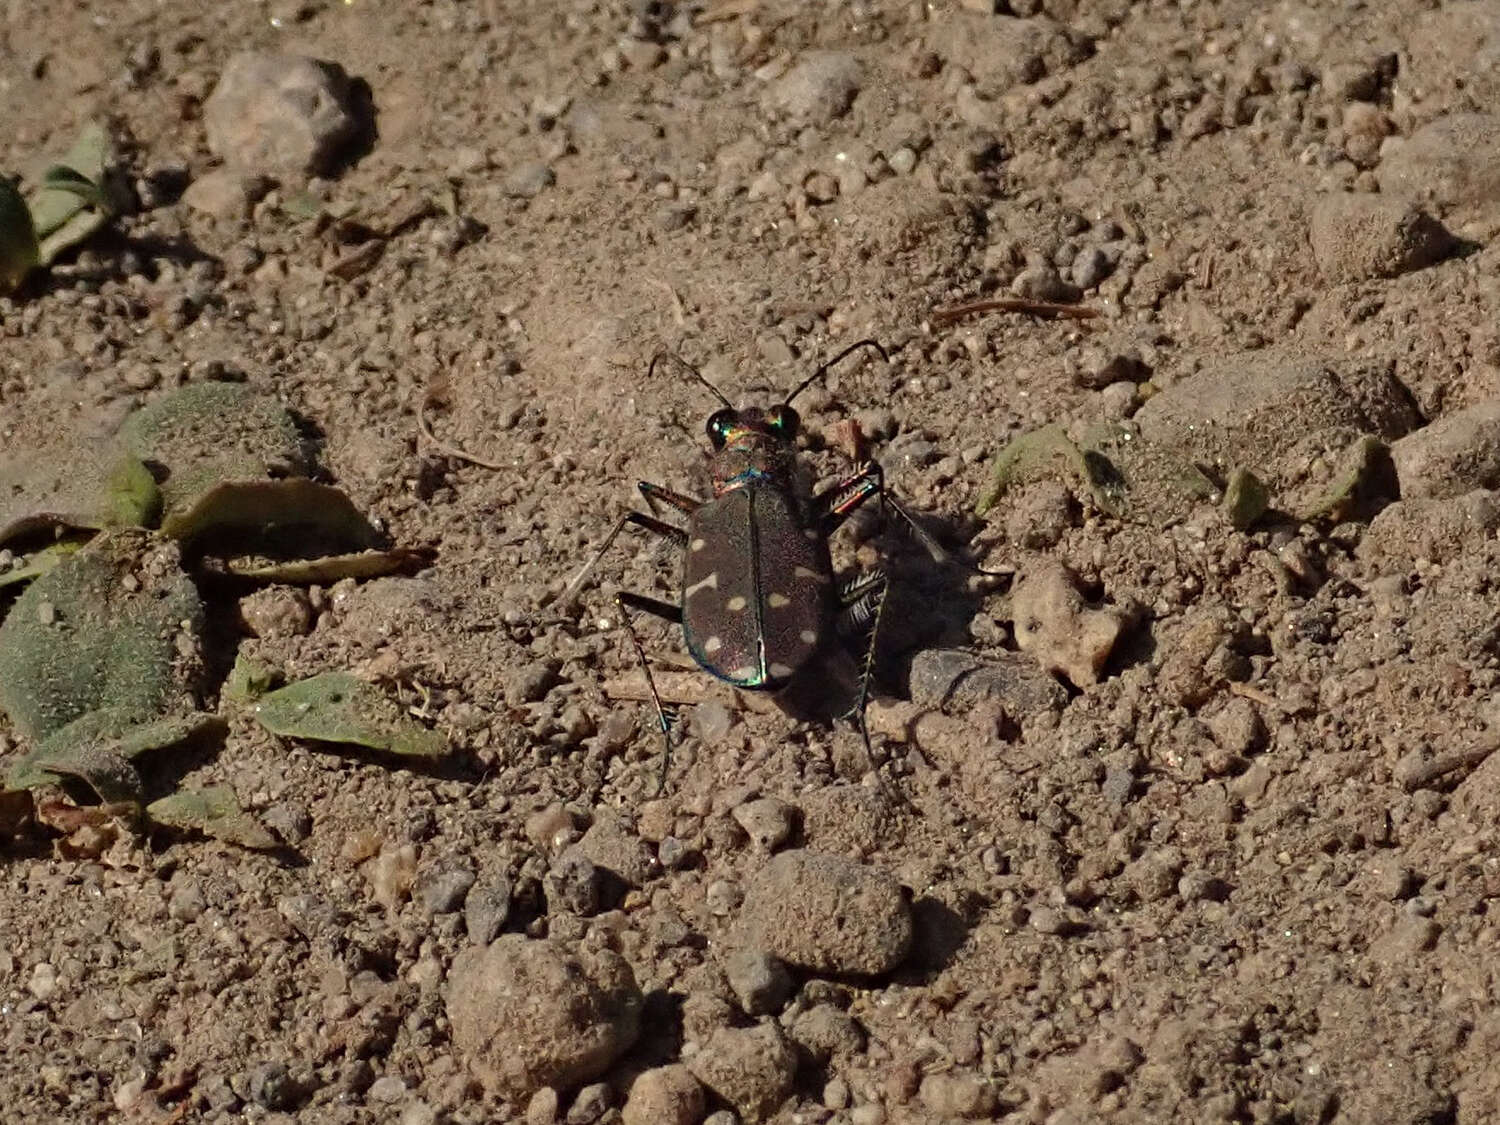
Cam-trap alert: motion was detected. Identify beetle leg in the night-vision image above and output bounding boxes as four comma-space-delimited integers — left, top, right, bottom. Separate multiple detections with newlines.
615, 591, 685, 793
558, 507, 688, 608
638, 481, 705, 518
834, 568, 889, 772
814, 462, 883, 536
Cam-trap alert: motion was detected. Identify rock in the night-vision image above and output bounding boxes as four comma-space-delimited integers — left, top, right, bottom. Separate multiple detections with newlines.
182, 168, 270, 220
731, 797, 797, 851
1011, 263, 1081, 303
369, 1075, 408, 1103
1135, 351, 1419, 487
545, 852, 603, 916
1358, 490, 1500, 570
204, 52, 363, 175
1010, 562, 1125, 689
1391, 401, 1500, 500
526, 1088, 560, 1124
919, 1073, 999, 1118
1378, 114, 1500, 218
738, 850, 912, 974
1308, 193, 1453, 284
908, 648, 1069, 720
246, 1062, 296, 1110
799, 784, 903, 857
764, 51, 862, 125
621, 1065, 706, 1125
790, 1003, 866, 1064
574, 810, 656, 887
419, 859, 477, 914
1155, 607, 1250, 708
723, 948, 793, 1016
464, 876, 513, 944
504, 162, 556, 199
687, 1023, 797, 1123
446, 935, 642, 1100
566, 1083, 611, 1124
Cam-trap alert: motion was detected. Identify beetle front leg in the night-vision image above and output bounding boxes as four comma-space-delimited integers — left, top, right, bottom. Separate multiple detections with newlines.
815, 462, 955, 565
558, 501, 692, 609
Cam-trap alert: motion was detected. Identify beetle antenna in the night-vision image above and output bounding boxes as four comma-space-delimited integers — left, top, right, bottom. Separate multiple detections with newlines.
783, 339, 889, 406
650, 351, 733, 410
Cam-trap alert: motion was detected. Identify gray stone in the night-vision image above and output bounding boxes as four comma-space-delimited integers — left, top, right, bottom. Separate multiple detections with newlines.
504, 162, 556, 199
724, 948, 793, 1016
731, 797, 797, 852
420, 859, 477, 914
464, 876, 513, 944
205, 52, 363, 175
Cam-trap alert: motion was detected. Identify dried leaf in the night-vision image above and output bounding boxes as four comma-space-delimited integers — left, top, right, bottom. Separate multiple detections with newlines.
0, 446, 160, 546
213, 546, 434, 583
252, 672, 447, 759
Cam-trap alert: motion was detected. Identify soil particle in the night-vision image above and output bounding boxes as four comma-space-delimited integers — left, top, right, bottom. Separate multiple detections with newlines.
445, 935, 641, 1101
686, 1022, 797, 1124
738, 849, 912, 975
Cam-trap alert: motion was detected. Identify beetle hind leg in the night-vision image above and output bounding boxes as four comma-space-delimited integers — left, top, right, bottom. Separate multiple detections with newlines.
615, 591, 685, 793
834, 569, 890, 778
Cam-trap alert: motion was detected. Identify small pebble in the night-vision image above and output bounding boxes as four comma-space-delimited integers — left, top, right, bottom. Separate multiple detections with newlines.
420, 860, 477, 914
369, 1074, 408, 1103
622, 1065, 705, 1125
724, 947, 793, 1016
464, 877, 513, 944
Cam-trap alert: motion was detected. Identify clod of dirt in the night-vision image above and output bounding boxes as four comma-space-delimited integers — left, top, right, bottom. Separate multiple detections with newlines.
146, 785, 278, 850
1307, 193, 1454, 284
1358, 490, 1500, 571
0, 446, 158, 547
204, 52, 364, 176
1010, 562, 1125, 690
181, 167, 270, 220
249, 672, 447, 759
925, 13, 1091, 100
763, 51, 862, 126
799, 784, 903, 857
621, 1065, 706, 1125
1403, 3, 1500, 112
0, 530, 204, 744
919, 1072, 1000, 1118
445, 934, 642, 1101
236, 586, 314, 638
686, 1022, 797, 1124
737, 849, 912, 975
1390, 400, 1500, 500
118, 382, 313, 530
573, 809, 656, 887
1155, 608, 1251, 709
1134, 351, 1419, 489
1378, 113, 1500, 219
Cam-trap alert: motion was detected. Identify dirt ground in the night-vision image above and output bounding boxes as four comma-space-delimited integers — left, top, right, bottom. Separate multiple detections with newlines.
5, 0, 1500, 1122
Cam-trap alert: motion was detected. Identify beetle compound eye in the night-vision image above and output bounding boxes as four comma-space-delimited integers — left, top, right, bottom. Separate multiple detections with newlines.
767, 405, 799, 438
706, 409, 735, 448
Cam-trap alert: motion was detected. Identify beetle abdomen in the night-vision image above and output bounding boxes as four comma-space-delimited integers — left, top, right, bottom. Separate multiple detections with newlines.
681, 486, 831, 689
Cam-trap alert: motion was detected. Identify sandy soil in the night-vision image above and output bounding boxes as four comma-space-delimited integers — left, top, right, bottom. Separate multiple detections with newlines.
4, 0, 1500, 1122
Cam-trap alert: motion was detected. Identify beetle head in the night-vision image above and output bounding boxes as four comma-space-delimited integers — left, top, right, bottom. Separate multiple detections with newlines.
704, 403, 800, 494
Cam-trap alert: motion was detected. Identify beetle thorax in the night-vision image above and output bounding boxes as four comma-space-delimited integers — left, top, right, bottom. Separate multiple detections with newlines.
709, 410, 799, 496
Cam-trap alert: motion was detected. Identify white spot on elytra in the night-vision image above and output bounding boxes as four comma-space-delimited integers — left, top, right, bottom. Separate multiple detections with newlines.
684, 572, 719, 597
769, 662, 794, 679
800, 629, 818, 645
767, 593, 790, 608
726, 595, 748, 612
804, 527, 820, 540
703, 635, 723, 654
731, 664, 758, 681
793, 565, 827, 582
690, 538, 706, 551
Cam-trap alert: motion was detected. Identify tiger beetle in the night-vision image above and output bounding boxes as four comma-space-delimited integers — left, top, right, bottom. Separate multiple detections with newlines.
562, 339, 945, 786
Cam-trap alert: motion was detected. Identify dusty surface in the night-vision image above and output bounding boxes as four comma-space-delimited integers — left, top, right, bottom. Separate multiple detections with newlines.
4, 1, 1500, 1122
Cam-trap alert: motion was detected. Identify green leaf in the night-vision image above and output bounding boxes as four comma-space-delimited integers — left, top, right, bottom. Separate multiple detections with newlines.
147, 786, 279, 850
252, 672, 447, 759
